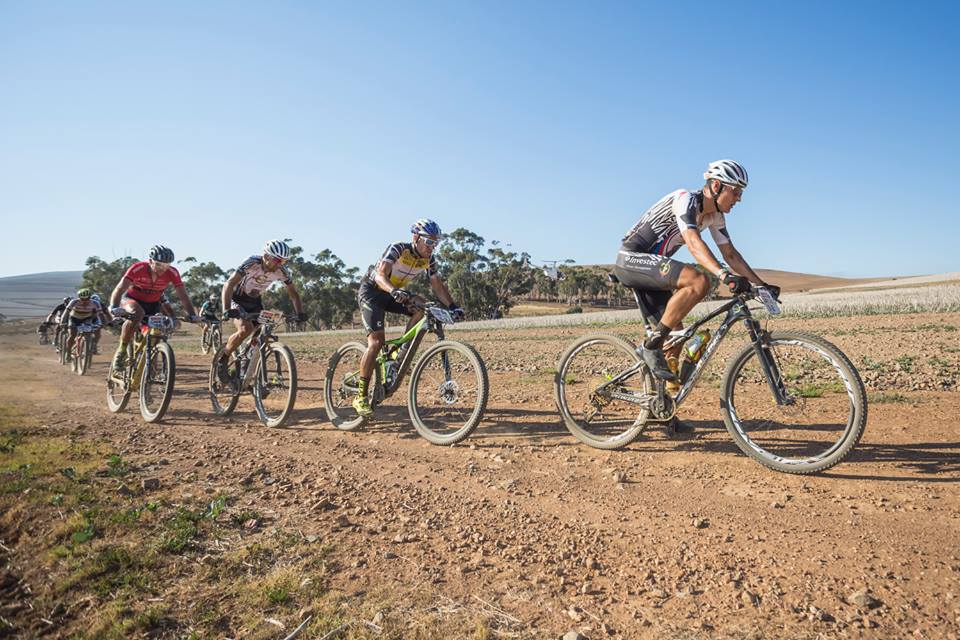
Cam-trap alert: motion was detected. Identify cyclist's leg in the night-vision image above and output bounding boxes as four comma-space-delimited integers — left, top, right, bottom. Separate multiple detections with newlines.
659, 266, 711, 329
93, 327, 102, 353
66, 322, 78, 353
224, 318, 255, 354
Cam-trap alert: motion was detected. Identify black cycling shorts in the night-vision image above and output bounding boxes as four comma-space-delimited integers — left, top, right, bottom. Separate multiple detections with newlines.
121, 294, 162, 317
358, 279, 412, 334
68, 316, 98, 328
612, 250, 686, 323
230, 292, 264, 323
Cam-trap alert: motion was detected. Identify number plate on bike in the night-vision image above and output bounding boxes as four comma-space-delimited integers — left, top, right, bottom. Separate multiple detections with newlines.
428, 307, 455, 325
757, 287, 781, 315
258, 310, 281, 324
147, 315, 170, 328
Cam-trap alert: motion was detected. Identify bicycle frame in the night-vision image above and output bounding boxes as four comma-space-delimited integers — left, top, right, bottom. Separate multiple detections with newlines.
113, 315, 174, 392
235, 310, 287, 392
594, 291, 790, 413
376, 305, 451, 398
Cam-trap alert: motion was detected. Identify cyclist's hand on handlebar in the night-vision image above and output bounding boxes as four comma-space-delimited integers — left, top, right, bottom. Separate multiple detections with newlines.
110, 306, 126, 319
225, 308, 243, 319
448, 304, 465, 321
187, 314, 202, 323
723, 272, 751, 295
391, 288, 412, 304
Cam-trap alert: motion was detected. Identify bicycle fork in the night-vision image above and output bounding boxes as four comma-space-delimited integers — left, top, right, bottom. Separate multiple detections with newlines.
744, 320, 791, 406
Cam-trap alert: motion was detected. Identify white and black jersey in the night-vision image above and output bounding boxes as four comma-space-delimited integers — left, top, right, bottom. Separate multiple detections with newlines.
232, 256, 292, 298
621, 189, 731, 257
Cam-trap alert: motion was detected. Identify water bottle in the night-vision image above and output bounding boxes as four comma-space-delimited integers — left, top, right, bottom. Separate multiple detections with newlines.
679, 329, 711, 382
383, 360, 398, 387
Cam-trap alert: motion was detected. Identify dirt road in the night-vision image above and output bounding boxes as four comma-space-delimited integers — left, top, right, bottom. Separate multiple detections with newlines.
1, 313, 958, 638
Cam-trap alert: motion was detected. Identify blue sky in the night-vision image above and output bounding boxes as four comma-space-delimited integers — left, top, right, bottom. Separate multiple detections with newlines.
2, 0, 958, 279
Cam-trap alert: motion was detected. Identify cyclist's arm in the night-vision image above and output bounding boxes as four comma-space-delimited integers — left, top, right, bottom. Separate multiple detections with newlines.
373, 261, 397, 295
429, 273, 454, 307
110, 277, 133, 308
172, 284, 197, 317
284, 281, 304, 316
680, 228, 725, 277
221, 271, 243, 312
59, 300, 76, 326
718, 242, 765, 284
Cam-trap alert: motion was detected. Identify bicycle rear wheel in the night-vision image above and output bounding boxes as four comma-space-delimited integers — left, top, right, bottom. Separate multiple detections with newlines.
212, 325, 222, 352
323, 341, 378, 431
208, 347, 240, 417
720, 331, 867, 474
407, 340, 488, 445
200, 328, 212, 354
554, 333, 651, 450
140, 341, 176, 423
253, 343, 297, 428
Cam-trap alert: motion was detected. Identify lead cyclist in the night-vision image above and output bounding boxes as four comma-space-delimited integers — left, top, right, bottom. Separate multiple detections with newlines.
613, 160, 780, 433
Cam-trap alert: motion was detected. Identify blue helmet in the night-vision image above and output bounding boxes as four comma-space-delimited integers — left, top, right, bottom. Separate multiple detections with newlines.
410, 218, 441, 238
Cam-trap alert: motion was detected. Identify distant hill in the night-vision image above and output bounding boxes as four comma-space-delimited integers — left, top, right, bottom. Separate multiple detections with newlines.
0, 271, 84, 320
581, 265, 888, 294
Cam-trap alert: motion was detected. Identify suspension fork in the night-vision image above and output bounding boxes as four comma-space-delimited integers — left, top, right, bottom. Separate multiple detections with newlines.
744, 319, 791, 405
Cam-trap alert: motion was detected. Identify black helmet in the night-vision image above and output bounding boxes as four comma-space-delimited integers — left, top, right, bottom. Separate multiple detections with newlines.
148, 245, 175, 263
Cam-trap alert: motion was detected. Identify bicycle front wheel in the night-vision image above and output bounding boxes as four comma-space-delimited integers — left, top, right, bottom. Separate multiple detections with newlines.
407, 340, 488, 446
140, 341, 176, 423
57, 332, 69, 365
253, 343, 297, 428
554, 333, 651, 450
323, 341, 377, 431
720, 331, 867, 474
212, 326, 222, 352
75, 336, 91, 375
200, 329, 211, 354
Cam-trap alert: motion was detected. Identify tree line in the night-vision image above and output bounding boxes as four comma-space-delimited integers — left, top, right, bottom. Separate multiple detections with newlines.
79, 228, 718, 328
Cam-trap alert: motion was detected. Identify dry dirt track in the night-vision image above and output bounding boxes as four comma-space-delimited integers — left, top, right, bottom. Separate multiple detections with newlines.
2, 312, 960, 639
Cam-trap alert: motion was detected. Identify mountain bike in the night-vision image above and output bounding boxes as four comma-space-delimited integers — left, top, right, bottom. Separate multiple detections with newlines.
200, 318, 222, 355
554, 277, 867, 474
324, 302, 488, 445
56, 327, 70, 365
69, 321, 99, 376
208, 309, 297, 428
106, 312, 180, 423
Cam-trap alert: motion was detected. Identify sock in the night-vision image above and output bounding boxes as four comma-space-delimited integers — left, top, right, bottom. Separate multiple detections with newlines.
357, 376, 370, 397
643, 322, 672, 350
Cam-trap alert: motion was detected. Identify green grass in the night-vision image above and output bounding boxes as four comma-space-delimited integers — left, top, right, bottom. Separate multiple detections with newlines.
861, 355, 886, 371
894, 355, 916, 372
868, 392, 913, 404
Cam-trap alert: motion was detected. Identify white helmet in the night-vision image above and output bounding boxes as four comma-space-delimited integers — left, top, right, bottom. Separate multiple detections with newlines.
704, 159, 748, 189
263, 239, 291, 260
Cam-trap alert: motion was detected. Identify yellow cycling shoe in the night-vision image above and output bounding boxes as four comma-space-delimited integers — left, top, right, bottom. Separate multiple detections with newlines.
352, 394, 374, 417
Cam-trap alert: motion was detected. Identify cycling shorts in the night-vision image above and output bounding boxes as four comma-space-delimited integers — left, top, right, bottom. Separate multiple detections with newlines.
121, 294, 162, 318
358, 279, 412, 334
69, 316, 99, 328
230, 292, 264, 323
613, 250, 686, 323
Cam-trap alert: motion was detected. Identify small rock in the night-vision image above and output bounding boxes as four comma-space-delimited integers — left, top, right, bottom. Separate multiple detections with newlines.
263, 477, 277, 486
849, 590, 882, 609
141, 478, 160, 491
117, 484, 133, 497
333, 515, 351, 528
693, 517, 709, 529
741, 590, 759, 606
383, 551, 398, 559
371, 611, 384, 625
566, 607, 583, 622
305, 534, 319, 543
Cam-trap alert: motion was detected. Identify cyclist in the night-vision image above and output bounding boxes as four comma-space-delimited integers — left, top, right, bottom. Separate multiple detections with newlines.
107, 245, 200, 371
87, 294, 110, 353
43, 297, 72, 347
214, 240, 307, 380
614, 160, 779, 428
352, 219, 463, 417
59, 288, 104, 359
199, 293, 220, 343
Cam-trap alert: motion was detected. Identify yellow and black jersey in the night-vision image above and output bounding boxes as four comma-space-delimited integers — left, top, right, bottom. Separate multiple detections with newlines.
370, 242, 438, 288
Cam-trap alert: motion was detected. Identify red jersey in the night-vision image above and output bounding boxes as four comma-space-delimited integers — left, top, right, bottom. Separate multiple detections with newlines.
123, 261, 184, 303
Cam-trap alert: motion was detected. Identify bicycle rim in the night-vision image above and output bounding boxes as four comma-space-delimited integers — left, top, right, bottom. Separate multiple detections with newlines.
140, 342, 176, 423
76, 337, 90, 375
106, 346, 132, 413
324, 341, 376, 430
721, 331, 867, 474
208, 347, 240, 416
554, 333, 650, 449
253, 344, 297, 428
408, 341, 488, 445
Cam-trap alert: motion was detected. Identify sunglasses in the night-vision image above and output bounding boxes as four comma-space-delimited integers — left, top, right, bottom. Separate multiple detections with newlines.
419, 235, 441, 248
